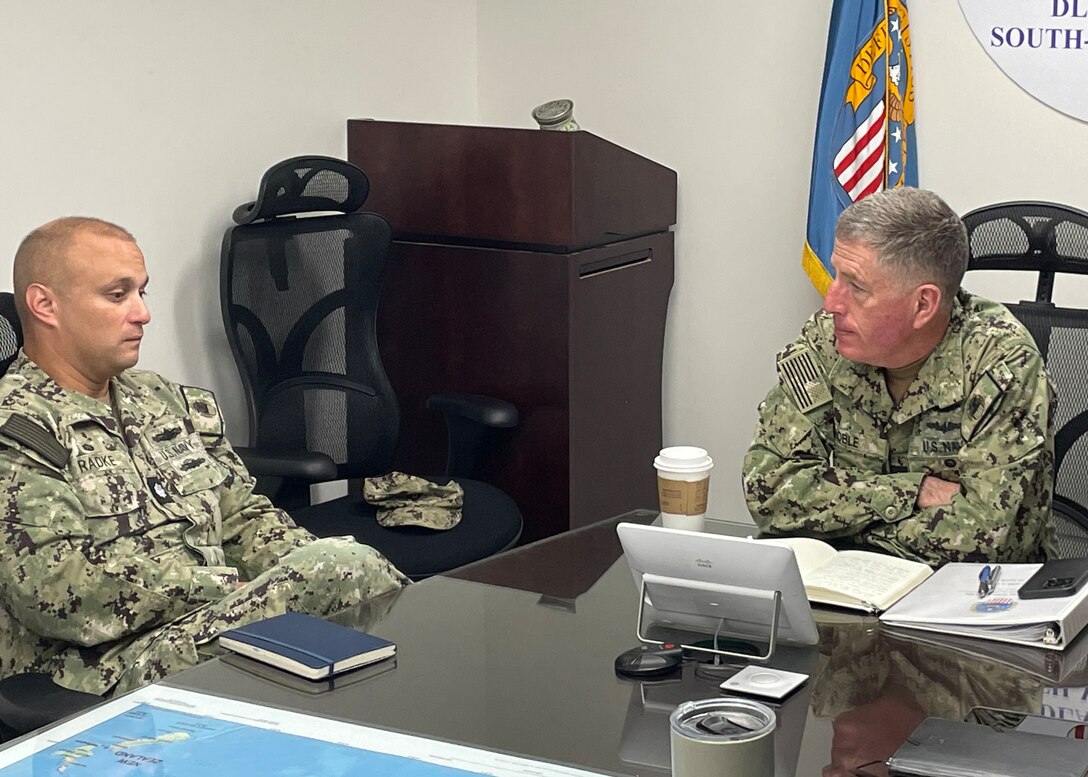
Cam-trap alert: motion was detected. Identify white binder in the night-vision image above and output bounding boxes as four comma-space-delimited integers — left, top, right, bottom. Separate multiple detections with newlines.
880, 562, 1088, 650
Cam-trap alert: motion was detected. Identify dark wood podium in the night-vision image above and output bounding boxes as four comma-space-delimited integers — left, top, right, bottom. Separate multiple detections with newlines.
347, 120, 676, 543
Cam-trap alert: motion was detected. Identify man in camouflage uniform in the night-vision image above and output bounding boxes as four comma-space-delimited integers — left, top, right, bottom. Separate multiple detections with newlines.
743, 188, 1055, 564
0, 217, 409, 697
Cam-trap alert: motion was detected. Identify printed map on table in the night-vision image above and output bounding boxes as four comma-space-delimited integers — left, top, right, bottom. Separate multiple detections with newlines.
0, 703, 484, 776
0, 687, 604, 777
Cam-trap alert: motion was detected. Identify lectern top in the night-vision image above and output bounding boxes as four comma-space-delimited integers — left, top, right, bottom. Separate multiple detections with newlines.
347, 120, 677, 250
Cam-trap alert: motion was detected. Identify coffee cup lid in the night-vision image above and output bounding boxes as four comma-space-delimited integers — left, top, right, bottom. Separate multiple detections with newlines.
654, 446, 713, 473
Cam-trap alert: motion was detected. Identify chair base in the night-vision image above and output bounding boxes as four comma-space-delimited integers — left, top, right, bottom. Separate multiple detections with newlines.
290, 476, 522, 580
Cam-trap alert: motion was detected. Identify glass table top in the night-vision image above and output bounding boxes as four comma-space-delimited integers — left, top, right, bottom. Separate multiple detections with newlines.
160, 511, 1079, 777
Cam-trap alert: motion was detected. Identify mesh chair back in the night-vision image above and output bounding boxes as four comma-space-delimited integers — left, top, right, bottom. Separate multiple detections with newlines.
0, 292, 22, 374
1013, 306, 1088, 528
964, 201, 1088, 557
221, 158, 399, 480
1006, 302, 1088, 499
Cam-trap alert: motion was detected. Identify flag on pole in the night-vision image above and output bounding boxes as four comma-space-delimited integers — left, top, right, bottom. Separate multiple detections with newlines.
802, 0, 918, 295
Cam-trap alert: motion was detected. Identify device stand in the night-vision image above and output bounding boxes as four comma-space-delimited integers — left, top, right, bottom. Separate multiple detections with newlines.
635, 573, 783, 662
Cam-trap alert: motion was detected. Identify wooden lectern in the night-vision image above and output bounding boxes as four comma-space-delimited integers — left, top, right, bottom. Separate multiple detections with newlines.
347, 120, 676, 543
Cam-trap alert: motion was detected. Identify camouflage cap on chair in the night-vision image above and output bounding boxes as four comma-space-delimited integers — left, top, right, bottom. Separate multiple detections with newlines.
363, 472, 464, 530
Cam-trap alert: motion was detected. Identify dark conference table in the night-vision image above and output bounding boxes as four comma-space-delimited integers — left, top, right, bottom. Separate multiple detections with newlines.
162, 510, 1085, 777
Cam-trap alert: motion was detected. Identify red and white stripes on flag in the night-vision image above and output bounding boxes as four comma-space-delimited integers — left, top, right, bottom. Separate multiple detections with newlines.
833, 100, 886, 202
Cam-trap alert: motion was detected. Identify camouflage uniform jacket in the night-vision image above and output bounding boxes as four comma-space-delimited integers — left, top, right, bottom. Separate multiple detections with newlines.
743, 291, 1055, 564
0, 351, 317, 685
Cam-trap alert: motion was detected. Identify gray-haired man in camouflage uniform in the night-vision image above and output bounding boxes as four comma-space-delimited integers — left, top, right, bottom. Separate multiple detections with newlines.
744, 188, 1055, 565
0, 217, 409, 697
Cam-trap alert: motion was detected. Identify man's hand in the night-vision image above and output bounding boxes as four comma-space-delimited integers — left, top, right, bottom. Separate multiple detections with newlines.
825, 687, 925, 777
917, 475, 959, 508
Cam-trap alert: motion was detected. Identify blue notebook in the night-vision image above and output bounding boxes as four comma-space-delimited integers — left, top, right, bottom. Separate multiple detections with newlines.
218, 612, 396, 680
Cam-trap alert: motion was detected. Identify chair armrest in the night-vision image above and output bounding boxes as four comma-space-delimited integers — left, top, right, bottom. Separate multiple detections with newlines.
0, 673, 101, 736
234, 447, 338, 482
425, 393, 518, 428
1055, 495, 1088, 530
425, 393, 518, 478
1051, 495, 1088, 560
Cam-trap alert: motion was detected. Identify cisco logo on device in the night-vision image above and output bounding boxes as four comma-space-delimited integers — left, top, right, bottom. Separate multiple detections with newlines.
695, 558, 713, 569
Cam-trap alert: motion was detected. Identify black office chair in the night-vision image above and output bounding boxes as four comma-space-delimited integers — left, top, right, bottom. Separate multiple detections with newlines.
0, 292, 102, 741
222, 156, 523, 580
962, 201, 1088, 559
0, 293, 19, 375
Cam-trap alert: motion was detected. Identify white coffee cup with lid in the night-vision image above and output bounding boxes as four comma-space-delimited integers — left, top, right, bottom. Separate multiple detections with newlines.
654, 446, 713, 531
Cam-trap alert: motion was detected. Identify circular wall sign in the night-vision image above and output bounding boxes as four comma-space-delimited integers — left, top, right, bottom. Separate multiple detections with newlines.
959, 0, 1088, 123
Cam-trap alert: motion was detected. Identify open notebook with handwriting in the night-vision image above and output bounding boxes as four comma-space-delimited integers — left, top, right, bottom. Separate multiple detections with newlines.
758, 536, 932, 613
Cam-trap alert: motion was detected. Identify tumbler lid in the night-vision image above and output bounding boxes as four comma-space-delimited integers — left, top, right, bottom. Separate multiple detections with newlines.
532, 99, 574, 126
670, 698, 775, 742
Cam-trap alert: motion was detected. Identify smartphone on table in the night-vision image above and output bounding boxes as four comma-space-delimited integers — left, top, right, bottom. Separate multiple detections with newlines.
1018, 558, 1088, 600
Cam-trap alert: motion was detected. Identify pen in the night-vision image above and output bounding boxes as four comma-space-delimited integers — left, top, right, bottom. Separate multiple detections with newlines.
978, 566, 992, 597
978, 565, 1000, 598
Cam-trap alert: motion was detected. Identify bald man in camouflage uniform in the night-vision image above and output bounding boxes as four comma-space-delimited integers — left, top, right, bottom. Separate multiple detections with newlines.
0, 217, 409, 697
744, 188, 1054, 565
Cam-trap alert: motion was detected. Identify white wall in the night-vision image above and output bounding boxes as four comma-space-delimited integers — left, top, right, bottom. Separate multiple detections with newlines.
2, 2, 1084, 518
477, 0, 1088, 522
0, 0, 478, 438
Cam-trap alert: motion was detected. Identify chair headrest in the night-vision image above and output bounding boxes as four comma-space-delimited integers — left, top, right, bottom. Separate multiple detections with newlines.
233, 156, 370, 225
0, 291, 23, 375
962, 200, 1088, 275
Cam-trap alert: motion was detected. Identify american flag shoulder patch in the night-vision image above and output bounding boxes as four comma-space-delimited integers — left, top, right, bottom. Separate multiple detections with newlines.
776, 348, 832, 413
